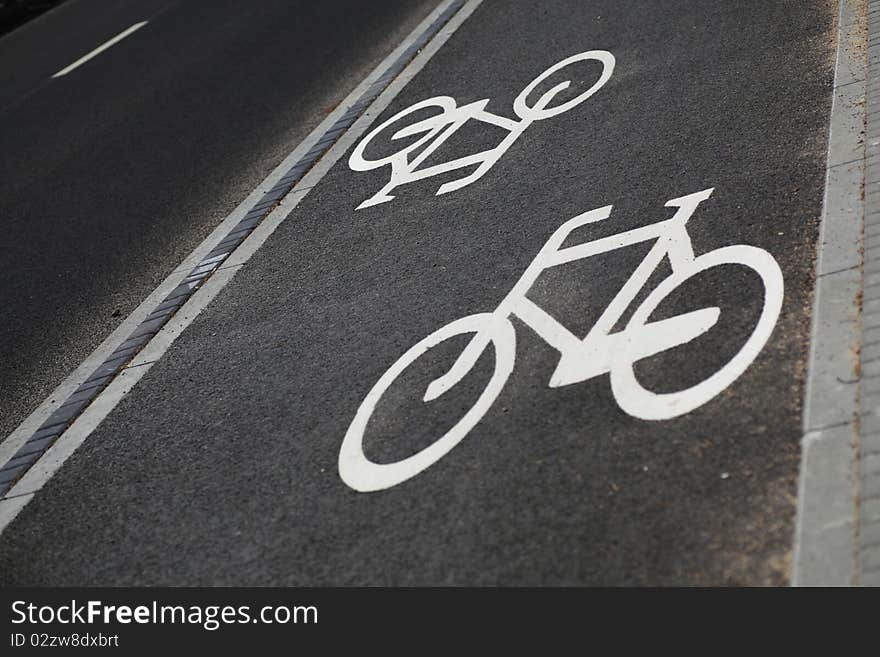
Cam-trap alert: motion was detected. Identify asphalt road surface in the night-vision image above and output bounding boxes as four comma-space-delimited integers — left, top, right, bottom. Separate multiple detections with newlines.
0, 0, 837, 584
0, 0, 437, 441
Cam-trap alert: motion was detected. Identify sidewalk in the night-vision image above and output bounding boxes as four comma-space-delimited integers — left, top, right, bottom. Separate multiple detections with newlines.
854, 0, 879, 585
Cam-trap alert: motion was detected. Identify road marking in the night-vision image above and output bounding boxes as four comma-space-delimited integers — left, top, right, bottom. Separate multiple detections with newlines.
349, 50, 615, 209
0, 0, 484, 533
340, 188, 785, 492
51, 21, 148, 78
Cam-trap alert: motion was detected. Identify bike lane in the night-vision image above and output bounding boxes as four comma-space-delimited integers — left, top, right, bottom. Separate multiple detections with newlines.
0, 0, 838, 584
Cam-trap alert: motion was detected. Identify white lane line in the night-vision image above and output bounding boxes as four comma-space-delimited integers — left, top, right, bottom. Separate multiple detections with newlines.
0, 0, 483, 533
51, 21, 148, 79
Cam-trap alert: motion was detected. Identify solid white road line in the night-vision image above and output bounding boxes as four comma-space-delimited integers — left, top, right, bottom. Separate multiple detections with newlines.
51, 21, 148, 78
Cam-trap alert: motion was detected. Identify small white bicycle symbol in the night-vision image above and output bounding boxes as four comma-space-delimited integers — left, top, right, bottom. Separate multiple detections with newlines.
349, 50, 616, 209
339, 188, 785, 492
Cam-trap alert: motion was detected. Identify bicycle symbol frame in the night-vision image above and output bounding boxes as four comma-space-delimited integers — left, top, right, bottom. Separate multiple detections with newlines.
339, 188, 784, 492
349, 51, 616, 209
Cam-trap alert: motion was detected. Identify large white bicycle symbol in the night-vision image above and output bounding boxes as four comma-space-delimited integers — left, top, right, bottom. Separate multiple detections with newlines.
349, 50, 615, 209
339, 188, 785, 492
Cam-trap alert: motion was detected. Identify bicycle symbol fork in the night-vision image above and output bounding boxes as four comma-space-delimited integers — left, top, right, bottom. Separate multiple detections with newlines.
349, 51, 616, 210
339, 188, 784, 492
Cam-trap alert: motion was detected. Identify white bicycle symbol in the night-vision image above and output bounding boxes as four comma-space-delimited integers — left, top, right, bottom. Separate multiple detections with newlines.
339, 188, 785, 492
349, 50, 615, 209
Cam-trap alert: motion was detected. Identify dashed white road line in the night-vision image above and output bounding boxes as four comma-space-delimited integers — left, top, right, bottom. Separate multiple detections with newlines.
51, 20, 148, 79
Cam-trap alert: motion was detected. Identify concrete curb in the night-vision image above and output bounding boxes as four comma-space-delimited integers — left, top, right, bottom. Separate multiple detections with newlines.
792, 0, 866, 586
857, 0, 880, 586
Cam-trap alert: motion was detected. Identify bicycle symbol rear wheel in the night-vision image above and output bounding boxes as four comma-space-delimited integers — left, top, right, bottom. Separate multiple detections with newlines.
348, 96, 458, 172
339, 313, 515, 492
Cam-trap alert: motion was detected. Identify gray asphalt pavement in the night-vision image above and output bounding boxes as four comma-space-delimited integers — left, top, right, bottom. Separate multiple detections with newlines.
0, 0, 438, 440
0, 0, 837, 585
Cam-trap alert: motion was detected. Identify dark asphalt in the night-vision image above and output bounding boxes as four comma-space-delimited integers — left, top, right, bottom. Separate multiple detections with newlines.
0, 0, 438, 440
0, 2, 64, 38
0, 0, 835, 584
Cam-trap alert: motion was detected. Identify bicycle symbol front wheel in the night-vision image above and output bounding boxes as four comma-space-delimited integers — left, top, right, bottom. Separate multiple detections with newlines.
339, 313, 515, 492
513, 50, 615, 121
610, 245, 784, 421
